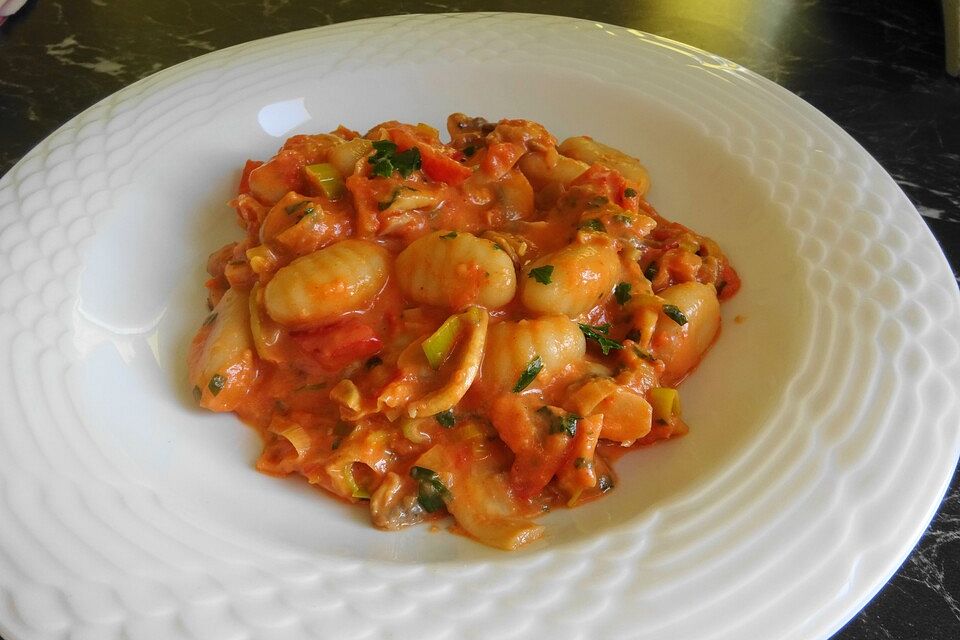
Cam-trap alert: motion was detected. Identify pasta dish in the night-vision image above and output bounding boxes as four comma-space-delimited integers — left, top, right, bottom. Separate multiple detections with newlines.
187, 114, 740, 549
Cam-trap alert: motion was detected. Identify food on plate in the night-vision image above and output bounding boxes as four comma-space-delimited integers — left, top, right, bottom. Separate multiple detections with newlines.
187, 113, 740, 549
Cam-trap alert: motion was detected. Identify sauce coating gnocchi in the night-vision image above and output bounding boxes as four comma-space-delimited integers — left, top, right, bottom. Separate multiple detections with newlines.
188, 114, 740, 550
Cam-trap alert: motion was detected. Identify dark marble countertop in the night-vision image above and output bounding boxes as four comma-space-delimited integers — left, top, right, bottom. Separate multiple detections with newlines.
1, 1, 958, 638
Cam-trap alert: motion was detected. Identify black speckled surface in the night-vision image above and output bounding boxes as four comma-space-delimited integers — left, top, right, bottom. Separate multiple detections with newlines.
1, 1, 958, 638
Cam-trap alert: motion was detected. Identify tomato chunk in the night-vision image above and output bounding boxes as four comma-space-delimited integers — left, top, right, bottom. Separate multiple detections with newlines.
390, 128, 473, 186
292, 318, 382, 371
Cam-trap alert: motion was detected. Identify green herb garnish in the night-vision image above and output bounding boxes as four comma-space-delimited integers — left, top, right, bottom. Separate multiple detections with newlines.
434, 410, 456, 428
513, 355, 544, 392
624, 187, 638, 198
410, 466, 450, 513
578, 323, 624, 356
537, 406, 579, 437
440, 231, 458, 239
614, 282, 632, 305
613, 214, 633, 226
663, 304, 688, 326
463, 145, 476, 157
208, 374, 226, 396
368, 140, 422, 178
528, 265, 554, 285
644, 262, 659, 280
579, 218, 606, 232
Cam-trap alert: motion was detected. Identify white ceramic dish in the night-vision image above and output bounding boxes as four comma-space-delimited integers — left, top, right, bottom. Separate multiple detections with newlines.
1, 13, 958, 640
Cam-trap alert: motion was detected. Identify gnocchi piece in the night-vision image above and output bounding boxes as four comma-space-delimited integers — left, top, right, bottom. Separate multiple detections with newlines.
264, 239, 389, 328
187, 288, 258, 412
653, 282, 721, 385
479, 316, 586, 395
558, 136, 651, 195
520, 242, 620, 317
395, 231, 517, 310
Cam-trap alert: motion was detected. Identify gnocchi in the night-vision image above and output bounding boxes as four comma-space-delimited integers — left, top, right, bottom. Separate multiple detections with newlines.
519, 242, 620, 317
395, 230, 517, 310
264, 239, 389, 327
189, 114, 739, 550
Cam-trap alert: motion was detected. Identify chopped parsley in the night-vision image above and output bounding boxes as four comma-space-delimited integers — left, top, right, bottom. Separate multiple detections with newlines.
644, 262, 659, 280
528, 265, 554, 285
613, 214, 633, 226
207, 373, 225, 396
513, 355, 544, 392
440, 231, 458, 239
614, 282, 632, 305
624, 187, 638, 198
410, 466, 450, 513
663, 304, 689, 326
578, 323, 624, 356
369, 140, 422, 178
434, 409, 456, 428
537, 406, 579, 437
579, 218, 606, 233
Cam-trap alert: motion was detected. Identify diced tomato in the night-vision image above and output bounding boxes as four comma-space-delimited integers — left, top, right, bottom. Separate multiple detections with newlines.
292, 318, 382, 371
390, 128, 473, 186
480, 142, 525, 180
238, 160, 263, 195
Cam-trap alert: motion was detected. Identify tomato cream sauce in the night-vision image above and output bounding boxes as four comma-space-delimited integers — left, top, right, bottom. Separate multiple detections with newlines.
187, 113, 739, 549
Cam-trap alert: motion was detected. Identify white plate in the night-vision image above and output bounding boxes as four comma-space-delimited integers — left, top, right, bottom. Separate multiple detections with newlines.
1, 13, 958, 640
